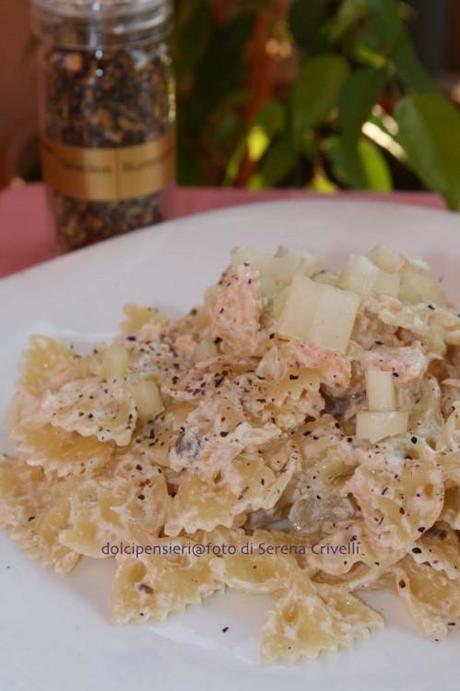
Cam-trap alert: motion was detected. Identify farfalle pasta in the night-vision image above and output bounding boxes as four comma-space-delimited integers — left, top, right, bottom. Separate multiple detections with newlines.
1, 244, 460, 662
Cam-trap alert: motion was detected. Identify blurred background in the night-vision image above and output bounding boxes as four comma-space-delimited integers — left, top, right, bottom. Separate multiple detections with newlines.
2, 0, 460, 203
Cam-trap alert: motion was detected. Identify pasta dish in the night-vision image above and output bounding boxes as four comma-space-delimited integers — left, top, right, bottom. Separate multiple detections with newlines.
1, 244, 460, 662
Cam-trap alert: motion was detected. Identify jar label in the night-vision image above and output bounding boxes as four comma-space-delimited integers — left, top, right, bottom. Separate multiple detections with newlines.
40, 133, 175, 202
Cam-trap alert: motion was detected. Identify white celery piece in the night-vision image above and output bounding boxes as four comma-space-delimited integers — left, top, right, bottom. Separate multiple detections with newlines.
277, 275, 360, 353
260, 274, 278, 299
130, 380, 164, 421
369, 245, 403, 273
373, 269, 401, 298
365, 369, 396, 412
276, 274, 318, 341
270, 247, 305, 282
399, 265, 444, 305
339, 254, 380, 296
231, 246, 319, 285
272, 285, 290, 320
101, 344, 129, 380
273, 245, 319, 280
314, 270, 339, 287
230, 247, 272, 273
309, 282, 360, 353
356, 411, 408, 443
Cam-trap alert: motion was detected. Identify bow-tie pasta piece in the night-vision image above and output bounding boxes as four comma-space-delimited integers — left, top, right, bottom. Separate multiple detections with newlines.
408, 522, 460, 580
346, 441, 444, 554
394, 556, 460, 640
261, 577, 383, 663
36, 377, 137, 446
9, 422, 114, 478
111, 537, 223, 624
165, 455, 294, 536
19, 336, 90, 395
211, 530, 309, 594
60, 472, 170, 558
305, 520, 382, 576
440, 487, 460, 529
0, 454, 79, 573
121, 303, 168, 338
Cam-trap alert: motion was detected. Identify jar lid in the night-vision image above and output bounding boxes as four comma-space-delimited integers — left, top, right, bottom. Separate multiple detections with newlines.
32, 0, 171, 20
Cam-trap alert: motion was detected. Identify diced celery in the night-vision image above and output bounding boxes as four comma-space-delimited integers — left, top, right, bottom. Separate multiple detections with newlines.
308, 282, 360, 353
365, 369, 396, 412
314, 270, 339, 287
373, 269, 401, 298
339, 254, 379, 296
260, 275, 278, 300
339, 254, 401, 299
424, 323, 447, 356
369, 245, 402, 273
356, 411, 408, 443
130, 380, 164, 421
273, 246, 319, 280
231, 247, 272, 273
277, 275, 360, 353
272, 284, 290, 319
121, 303, 166, 335
276, 274, 318, 341
399, 265, 444, 305
231, 245, 319, 284
101, 344, 129, 380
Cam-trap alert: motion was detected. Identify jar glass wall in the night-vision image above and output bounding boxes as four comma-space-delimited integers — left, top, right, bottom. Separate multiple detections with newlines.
32, 0, 175, 251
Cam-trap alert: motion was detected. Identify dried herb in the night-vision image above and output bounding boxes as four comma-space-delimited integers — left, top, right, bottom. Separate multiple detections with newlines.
36, 6, 175, 251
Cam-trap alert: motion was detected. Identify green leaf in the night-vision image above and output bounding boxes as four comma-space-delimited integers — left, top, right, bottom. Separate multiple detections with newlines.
326, 0, 367, 42
225, 137, 249, 185
247, 126, 271, 162
338, 67, 386, 187
365, 0, 434, 91
395, 94, 460, 210
224, 101, 285, 183
390, 36, 434, 92
365, 0, 402, 51
249, 139, 297, 189
253, 100, 285, 137
309, 171, 338, 192
359, 138, 392, 191
351, 38, 387, 69
339, 67, 386, 142
214, 112, 242, 146
325, 135, 392, 191
290, 54, 349, 145
288, 0, 328, 49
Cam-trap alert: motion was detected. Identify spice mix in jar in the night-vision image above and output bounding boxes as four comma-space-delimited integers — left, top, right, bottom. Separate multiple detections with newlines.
32, 0, 175, 251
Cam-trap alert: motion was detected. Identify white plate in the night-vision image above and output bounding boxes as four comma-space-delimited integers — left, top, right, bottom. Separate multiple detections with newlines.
1, 199, 459, 691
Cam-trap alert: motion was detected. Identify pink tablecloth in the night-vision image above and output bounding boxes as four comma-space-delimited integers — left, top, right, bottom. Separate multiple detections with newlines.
0, 183, 445, 279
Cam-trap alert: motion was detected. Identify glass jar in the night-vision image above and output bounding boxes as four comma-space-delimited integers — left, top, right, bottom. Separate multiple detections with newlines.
32, 0, 175, 251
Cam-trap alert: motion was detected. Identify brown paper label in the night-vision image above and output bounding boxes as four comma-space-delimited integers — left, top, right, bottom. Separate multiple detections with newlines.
40, 133, 175, 202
